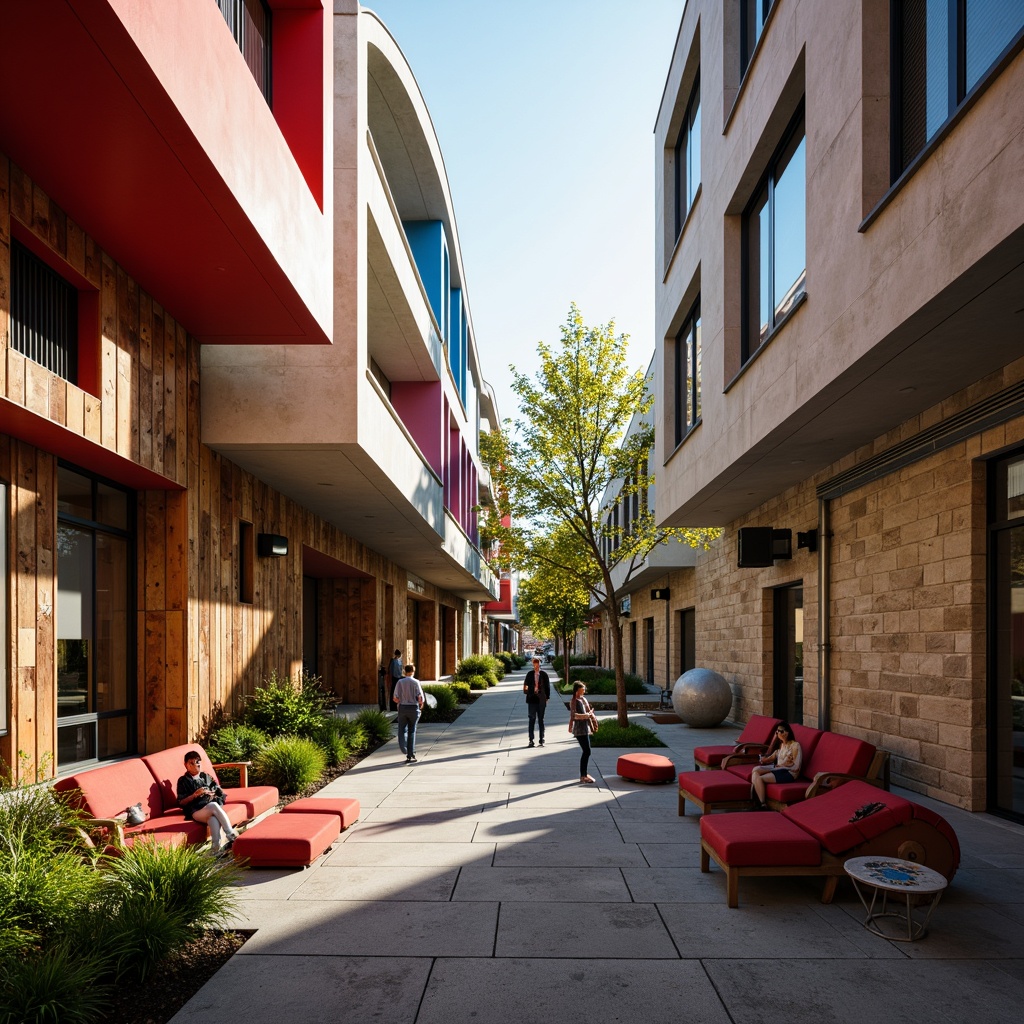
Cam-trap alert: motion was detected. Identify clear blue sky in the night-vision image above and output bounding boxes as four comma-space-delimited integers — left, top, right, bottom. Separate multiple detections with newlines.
366, 1, 685, 425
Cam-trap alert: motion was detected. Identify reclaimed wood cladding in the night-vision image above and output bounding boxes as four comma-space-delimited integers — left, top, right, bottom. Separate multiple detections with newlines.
2, 155, 459, 776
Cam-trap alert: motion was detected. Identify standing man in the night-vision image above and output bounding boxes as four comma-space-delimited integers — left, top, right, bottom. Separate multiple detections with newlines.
393, 663, 425, 763
388, 648, 404, 707
523, 656, 551, 747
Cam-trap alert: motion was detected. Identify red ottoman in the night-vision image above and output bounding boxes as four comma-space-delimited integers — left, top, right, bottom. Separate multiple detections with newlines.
617, 752, 676, 784
281, 797, 360, 829
232, 812, 340, 868
700, 811, 823, 907
678, 769, 753, 815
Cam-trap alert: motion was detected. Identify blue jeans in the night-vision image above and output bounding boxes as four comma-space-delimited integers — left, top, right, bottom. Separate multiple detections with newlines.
397, 704, 420, 757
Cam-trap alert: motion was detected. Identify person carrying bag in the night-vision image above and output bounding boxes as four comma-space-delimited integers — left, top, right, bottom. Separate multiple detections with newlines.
568, 680, 598, 783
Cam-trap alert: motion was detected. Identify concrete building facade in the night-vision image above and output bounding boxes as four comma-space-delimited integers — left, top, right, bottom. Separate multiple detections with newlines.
0, 1, 499, 781
653, 1, 1024, 818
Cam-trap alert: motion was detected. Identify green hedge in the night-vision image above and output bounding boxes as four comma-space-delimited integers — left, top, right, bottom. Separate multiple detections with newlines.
590, 721, 666, 747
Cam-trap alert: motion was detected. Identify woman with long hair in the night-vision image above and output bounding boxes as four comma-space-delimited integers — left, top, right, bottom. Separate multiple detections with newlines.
568, 680, 597, 783
749, 721, 802, 809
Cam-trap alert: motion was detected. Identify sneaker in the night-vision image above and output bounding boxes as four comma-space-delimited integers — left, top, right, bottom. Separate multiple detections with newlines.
223, 838, 235, 852
539, 740, 545, 746
406, 756, 413, 763
409, 755, 418, 763
528, 741, 535, 748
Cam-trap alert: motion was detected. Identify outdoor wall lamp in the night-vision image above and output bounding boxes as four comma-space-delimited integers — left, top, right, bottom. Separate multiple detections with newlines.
257, 533, 288, 557
736, 527, 793, 568
797, 529, 819, 553
651, 588, 671, 600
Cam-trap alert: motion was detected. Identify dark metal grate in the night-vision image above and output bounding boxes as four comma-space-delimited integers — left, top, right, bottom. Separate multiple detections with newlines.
215, 0, 272, 104
10, 240, 78, 383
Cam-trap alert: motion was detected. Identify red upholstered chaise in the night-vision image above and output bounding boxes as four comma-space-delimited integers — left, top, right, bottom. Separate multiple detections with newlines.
692, 714, 780, 770
699, 779, 960, 907
54, 743, 278, 851
679, 724, 889, 815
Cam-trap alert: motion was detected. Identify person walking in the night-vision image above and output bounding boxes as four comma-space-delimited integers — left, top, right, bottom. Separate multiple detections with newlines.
388, 648, 404, 707
568, 681, 598, 783
523, 656, 551, 747
177, 750, 239, 855
393, 663, 425, 763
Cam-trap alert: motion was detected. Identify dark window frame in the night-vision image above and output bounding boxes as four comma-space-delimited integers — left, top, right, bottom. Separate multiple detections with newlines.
673, 72, 701, 239
740, 0, 777, 75
741, 104, 806, 365
891, 0, 1024, 180
674, 297, 702, 447
216, 0, 272, 104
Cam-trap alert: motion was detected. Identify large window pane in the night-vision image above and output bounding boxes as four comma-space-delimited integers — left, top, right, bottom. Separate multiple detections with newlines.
688, 88, 701, 211
772, 135, 806, 321
95, 534, 129, 716
966, 0, 1024, 90
57, 525, 93, 719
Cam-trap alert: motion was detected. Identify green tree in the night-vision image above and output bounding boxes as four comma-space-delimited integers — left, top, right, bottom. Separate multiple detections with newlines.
481, 304, 718, 726
517, 525, 595, 669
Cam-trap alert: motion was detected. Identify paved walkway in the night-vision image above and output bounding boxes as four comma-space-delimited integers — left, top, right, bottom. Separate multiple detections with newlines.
174, 668, 1024, 1023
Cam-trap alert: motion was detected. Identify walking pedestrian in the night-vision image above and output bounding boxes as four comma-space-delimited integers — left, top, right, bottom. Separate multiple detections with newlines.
388, 648, 404, 706
393, 663, 425, 763
568, 680, 598, 783
176, 750, 239, 854
523, 656, 551, 747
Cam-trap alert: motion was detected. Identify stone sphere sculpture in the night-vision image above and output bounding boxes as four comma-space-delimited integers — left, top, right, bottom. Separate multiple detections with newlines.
671, 668, 733, 728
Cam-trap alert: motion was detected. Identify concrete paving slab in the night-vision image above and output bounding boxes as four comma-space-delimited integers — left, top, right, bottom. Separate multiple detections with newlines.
622, 866, 759, 903
323, 841, 495, 867
614, 821, 699, 843
236, 900, 499, 957
170, 955, 432, 1023
378, 793, 508, 809
637, 841, 703, 867
453, 866, 631, 902
659, 901, 875, 958
496, 902, 678, 958
941, 866, 1024, 904
494, 841, 647, 867
705, 957, 1024, 1024
474, 804, 613, 822
289, 864, 460, 902
473, 822, 621, 844
880, 901, 1024, 958
230, 866, 316, 901
415, 959, 733, 1024
343, 821, 480, 843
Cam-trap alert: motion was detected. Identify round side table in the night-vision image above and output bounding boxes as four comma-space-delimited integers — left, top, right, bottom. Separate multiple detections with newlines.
844, 856, 948, 941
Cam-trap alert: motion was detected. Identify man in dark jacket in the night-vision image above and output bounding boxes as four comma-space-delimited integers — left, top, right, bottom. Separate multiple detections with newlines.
523, 657, 551, 747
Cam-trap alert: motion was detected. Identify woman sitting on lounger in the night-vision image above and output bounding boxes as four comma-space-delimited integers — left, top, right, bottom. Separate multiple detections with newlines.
750, 722, 801, 809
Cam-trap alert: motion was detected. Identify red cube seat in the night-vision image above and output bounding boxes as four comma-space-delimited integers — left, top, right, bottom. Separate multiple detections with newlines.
232, 812, 340, 869
281, 797, 360, 829
677, 769, 753, 815
616, 753, 676, 784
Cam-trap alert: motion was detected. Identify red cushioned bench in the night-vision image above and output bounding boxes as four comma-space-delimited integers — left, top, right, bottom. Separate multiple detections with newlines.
679, 723, 889, 815
617, 752, 676, 784
54, 742, 278, 851
692, 714, 780, 770
699, 779, 960, 907
231, 812, 341, 868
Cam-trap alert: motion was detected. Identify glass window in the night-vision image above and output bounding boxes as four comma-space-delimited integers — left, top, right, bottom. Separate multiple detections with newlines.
0, 483, 6, 735
674, 74, 701, 237
674, 300, 702, 446
215, 0, 272, 104
744, 112, 806, 360
895, 0, 1024, 177
741, 0, 777, 74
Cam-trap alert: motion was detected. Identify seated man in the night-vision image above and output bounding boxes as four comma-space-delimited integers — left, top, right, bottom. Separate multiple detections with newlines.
177, 750, 239, 855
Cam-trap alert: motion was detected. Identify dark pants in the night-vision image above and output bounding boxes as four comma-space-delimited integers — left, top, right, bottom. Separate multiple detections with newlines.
397, 704, 420, 758
527, 701, 546, 743
576, 732, 591, 776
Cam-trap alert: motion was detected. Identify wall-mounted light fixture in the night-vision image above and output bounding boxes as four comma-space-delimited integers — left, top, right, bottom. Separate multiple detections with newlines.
257, 533, 288, 558
651, 588, 671, 600
797, 529, 819, 553
737, 527, 793, 568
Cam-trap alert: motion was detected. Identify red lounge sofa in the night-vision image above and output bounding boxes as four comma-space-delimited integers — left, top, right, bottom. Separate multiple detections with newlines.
699, 778, 960, 907
692, 714, 781, 770
54, 742, 278, 850
679, 724, 889, 815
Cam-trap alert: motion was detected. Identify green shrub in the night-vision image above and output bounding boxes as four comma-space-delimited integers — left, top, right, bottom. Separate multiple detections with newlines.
495, 651, 514, 673
467, 674, 489, 691
453, 654, 501, 682
559, 667, 646, 695
420, 684, 458, 723
327, 715, 368, 752
552, 651, 597, 675
308, 717, 352, 768
354, 708, 392, 744
590, 721, 666, 747
448, 680, 472, 702
0, 939, 112, 1024
511, 653, 527, 669
253, 735, 327, 793
241, 670, 327, 737
206, 723, 269, 766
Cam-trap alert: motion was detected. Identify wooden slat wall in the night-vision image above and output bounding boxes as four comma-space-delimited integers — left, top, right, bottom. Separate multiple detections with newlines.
1, 153, 464, 778
0, 438, 56, 776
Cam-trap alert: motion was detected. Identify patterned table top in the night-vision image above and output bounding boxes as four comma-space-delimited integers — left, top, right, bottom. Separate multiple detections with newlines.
844, 856, 948, 893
